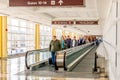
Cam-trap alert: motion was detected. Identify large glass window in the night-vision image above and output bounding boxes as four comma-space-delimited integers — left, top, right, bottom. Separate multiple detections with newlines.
7, 17, 35, 55
40, 25, 52, 49
65, 30, 69, 36
56, 28, 62, 40
71, 32, 74, 39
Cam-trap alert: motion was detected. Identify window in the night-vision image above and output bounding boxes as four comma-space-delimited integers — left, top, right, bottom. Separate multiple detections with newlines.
40, 25, 52, 49
65, 30, 69, 36
11, 18, 19, 26
7, 17, 35, 55
71, 32, 74, 39
56, 28, 62, 40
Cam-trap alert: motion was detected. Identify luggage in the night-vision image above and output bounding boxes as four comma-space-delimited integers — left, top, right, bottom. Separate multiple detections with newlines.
49, 58, 52, 65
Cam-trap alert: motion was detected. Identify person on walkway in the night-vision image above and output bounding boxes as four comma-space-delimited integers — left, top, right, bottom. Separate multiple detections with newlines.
72, 36, 78, 47
78, 36, 85, 45
49, 36, 61, 65
60, 36, 65, 50
64, 36, 67, 49
66, 35, 72, 48
85, 36, 90, 43
78, 37, 81, 46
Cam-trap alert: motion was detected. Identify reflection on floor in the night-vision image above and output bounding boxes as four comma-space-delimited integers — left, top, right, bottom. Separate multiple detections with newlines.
0, 56, 108, 80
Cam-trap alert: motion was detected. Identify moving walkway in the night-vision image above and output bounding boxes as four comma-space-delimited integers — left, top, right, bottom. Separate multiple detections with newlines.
55, 42, 96, 71
25, 48, 50, 70
25, 42, 98, 72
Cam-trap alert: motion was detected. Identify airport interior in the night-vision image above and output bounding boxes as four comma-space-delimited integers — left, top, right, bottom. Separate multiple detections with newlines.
0, 0, 120, 80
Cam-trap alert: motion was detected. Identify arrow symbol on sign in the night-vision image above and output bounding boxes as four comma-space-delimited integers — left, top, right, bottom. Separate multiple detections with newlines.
58, 0, 63, 5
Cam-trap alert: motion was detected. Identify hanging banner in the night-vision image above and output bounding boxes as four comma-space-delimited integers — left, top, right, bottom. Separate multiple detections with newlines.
52, 20, 98, 25
52, 21, 74, 25
9, 0, 84, 6
76, 21, 98, 25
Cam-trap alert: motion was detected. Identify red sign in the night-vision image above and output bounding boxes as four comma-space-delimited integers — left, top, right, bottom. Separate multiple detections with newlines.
76, 21, 98, 25
52, 20, 98, 25
9, 0, 84, 6
52, 21, 74, 25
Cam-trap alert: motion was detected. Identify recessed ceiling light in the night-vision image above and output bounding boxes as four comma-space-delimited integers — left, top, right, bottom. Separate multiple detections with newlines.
63, 25, 67, 28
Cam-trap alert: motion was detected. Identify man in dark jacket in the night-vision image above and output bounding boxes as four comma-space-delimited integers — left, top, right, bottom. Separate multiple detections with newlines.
78, 37, 85, 45
49, 36, 61, 65
66, 35, 72, 48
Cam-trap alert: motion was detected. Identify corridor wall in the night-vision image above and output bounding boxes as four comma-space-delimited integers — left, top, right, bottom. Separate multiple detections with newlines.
102, 1, 120, 80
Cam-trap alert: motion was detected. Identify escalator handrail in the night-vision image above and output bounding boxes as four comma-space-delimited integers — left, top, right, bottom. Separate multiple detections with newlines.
65, 42, 94, 57
25, 51, 30, 69
25, 48, 49, 69
27, 48, 49, 53
56, 42, 93, 54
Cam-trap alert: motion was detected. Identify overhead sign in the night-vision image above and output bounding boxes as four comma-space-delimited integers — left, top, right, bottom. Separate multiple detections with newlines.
52, 21, 74, 25
52, 20, 98, 25
9, 0, 84, 6
76, 21, 98, 25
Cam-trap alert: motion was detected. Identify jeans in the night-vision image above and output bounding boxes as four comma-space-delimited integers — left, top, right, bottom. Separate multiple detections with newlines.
51, 51, 55, 65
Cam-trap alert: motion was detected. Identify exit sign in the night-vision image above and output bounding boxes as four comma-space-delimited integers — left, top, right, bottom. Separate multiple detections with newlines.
9, 0, 85, 6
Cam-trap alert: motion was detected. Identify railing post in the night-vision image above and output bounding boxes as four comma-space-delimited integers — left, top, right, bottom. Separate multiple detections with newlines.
93, 52, 98, 72
64, 52, 67, 71
55, 52, 58, 70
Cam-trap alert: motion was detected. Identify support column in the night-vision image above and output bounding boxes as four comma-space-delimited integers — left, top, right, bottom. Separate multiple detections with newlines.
35, 24, 40, 62
69, 32, 72, 37
0, 16, 7, 58
77, 34, 79, 40
74, 33, 76, 37
52, 27, 56, 36
35, 24, 40, 49
62, 30, 65, 37
0, 16, 2, 57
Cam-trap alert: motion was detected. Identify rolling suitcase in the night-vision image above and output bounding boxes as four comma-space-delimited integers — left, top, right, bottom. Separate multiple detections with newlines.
49, 58, 52, 65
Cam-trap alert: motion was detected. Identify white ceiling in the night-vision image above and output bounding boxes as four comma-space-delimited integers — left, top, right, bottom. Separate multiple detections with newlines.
0, 0, 102, 35
53, 25, 101, 35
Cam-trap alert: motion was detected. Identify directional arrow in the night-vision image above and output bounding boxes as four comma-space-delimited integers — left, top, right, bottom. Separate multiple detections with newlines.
58, 0, 63, 5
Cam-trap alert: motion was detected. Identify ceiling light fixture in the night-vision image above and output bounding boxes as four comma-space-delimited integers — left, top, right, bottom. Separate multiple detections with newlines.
63, 25, 67, 28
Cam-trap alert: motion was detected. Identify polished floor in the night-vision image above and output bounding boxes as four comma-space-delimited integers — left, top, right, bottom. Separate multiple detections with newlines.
0, 57, 108, 80
0, 53, 108, 80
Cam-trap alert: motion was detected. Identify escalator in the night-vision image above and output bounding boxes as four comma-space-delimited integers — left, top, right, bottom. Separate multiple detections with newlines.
25, 42, 98, 72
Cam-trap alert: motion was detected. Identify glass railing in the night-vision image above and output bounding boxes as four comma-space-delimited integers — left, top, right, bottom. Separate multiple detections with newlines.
25, 48, 50, 69
65, 43, 95, 71
25, 42, 96, 70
